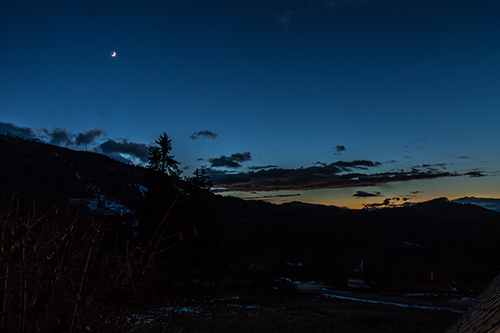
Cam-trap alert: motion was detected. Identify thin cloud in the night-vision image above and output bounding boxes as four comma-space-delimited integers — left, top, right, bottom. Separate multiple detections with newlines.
97, 139, 149, 164
0, 122, 36, 139
363, 199, 396, 210
363, 194, 418, 210
334, 145, 346, 155
313, 160, 381, 170
353, 191, 381, 198
208, 152, 251, 168
411, 163, 448, 174
465, 171, 486, 178
248, 165, 280, 171
335, 160, 381, 170
190, 130, 218, 140
247, 194, 301, 200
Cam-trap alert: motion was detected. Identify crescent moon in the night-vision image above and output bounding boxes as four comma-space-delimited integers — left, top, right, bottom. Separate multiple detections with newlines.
111, 51, 116, 57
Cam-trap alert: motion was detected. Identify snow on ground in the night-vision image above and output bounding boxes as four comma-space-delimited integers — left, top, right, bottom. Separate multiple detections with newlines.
129, 184, 148, 196
70, 194, 133, 215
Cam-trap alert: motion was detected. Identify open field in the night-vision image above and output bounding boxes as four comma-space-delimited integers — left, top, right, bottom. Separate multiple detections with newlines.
136, 286, 462, 333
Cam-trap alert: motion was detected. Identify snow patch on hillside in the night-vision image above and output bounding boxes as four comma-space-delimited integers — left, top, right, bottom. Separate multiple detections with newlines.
70, 194, 133, 215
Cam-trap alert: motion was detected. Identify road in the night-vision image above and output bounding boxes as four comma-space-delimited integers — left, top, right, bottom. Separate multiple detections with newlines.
295, 282, 472, 312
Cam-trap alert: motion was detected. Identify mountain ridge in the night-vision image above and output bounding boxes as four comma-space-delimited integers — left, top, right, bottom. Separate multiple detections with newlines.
452, 196, 500, 213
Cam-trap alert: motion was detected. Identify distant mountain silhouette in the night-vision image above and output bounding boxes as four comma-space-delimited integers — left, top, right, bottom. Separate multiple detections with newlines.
211, 196, 500, 288
453, 196, 500, 213
281, 201, 338, 208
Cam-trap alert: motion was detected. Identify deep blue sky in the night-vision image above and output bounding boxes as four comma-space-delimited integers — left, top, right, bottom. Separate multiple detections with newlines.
1, 0, 499, 208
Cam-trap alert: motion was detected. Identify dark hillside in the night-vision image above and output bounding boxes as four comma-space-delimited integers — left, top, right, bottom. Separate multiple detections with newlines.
211, 196, 500, 288
0, 134, 146, 212
0, 134, 226, 285
367, 198, 500, 285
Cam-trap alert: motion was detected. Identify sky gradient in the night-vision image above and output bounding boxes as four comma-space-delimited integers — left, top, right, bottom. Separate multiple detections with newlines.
1, 0, 499, 209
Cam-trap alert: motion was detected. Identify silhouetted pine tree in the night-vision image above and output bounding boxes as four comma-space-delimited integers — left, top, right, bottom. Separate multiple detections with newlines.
147, 132, 180, 178
187, 168, 213, 191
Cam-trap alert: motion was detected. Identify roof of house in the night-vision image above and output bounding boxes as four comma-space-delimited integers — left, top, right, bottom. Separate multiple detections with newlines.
446, 273, 500, 333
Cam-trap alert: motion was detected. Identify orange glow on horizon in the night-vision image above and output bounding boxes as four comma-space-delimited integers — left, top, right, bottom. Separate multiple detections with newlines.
218, 176, 500, 210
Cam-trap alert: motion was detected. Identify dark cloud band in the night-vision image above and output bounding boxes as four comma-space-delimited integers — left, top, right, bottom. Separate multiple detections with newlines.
1, 122, 149, 165
207, 161, 461, 192
1, 122, 106, 147
0, 122, 36, 139
248, 165, 280, 171
353, 191, 381, 198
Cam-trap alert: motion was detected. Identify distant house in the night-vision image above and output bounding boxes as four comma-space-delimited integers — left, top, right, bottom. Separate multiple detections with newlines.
347, 278, 369, 289
354, 259, 364, 273
347, 259, 373, 286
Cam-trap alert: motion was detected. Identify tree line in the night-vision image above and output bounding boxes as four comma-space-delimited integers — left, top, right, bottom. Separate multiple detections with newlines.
147, 132, 212, 190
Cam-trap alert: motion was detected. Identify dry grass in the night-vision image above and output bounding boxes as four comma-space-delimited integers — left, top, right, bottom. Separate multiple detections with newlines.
0, 196, 198, 332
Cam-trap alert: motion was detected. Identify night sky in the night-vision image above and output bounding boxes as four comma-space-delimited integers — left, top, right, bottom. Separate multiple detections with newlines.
1, 0, 499, 209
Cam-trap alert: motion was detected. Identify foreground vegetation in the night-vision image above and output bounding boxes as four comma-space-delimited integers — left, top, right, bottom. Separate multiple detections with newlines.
0, 196, 203, 332
0, 195, 463, 332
